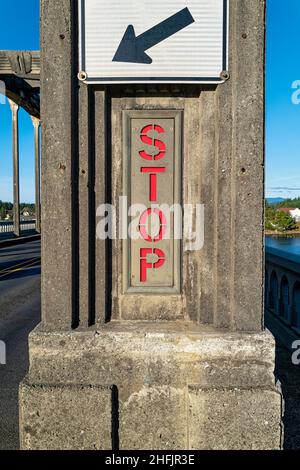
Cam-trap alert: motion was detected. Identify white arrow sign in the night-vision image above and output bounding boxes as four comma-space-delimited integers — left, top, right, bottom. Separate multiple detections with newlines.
79, 0, 229, 84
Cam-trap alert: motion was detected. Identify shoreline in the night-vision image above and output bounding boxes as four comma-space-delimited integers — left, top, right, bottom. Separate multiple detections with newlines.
265, 230, 300, 237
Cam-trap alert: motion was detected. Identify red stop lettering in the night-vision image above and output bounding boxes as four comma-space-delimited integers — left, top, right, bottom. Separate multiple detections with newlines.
139, 208, 167, 242
140, 248, 166, 283
139, 124, 166, 161
141, 167, 166, 202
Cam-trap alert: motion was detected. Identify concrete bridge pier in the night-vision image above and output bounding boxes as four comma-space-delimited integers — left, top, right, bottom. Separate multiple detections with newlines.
19, 0, 282, 450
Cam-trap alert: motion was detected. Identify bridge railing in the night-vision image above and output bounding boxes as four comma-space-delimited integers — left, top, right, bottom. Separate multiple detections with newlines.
265, 246, 300, 333
0, 219, 37, 235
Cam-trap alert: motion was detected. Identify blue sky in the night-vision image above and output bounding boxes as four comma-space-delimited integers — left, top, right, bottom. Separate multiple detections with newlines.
0, 0, 39, 203
0, 0, 300, 202
266, 0, 300, 199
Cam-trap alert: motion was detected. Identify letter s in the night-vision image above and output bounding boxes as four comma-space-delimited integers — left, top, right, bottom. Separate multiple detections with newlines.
139, 124, 166, 161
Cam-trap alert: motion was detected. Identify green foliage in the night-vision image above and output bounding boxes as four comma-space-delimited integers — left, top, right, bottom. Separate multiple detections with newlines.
272, 197, 300, 209
0, 207, 6, 220
19, 203, 35, 213
265, 206, 297, 232
265, 206, 276, 230
0, 200, 13, 212
0, 201, 35, 220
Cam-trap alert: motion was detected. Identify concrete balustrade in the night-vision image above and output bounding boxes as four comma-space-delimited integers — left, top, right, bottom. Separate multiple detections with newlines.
266, 246, 300, 333
0, 220, 36, 235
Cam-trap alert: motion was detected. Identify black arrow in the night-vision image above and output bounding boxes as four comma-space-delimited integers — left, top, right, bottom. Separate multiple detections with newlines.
113, 7, 195, 64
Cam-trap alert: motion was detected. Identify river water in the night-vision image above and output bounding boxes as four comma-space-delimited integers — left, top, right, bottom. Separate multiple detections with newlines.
265, 235, 300, 257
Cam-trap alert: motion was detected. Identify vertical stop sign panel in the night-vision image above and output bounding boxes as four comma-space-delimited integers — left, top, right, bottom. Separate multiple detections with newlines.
123, 110, 182, 294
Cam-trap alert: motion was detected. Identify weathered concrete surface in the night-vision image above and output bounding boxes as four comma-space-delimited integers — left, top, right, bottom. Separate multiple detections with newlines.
120, 386, 187, 450
21, 324, 282, 450
20, 383, 113, 450
39, 0, 267, 331
40, 0, 77, 329
189, 388, 281, 450
26, 323, 278, 389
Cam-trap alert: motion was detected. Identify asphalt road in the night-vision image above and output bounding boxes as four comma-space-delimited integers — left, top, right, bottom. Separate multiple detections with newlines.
0, 240, 41, 450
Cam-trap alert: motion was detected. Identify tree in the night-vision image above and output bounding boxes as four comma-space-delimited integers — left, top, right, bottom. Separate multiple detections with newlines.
274, 211, 297, 232
265, 208, 297, 232
0, 207, 6, 220
274, 197, 300, 209
265, 206, 277, 230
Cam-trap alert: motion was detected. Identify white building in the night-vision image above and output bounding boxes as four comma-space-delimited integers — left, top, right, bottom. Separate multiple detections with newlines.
290, 208, 300, 222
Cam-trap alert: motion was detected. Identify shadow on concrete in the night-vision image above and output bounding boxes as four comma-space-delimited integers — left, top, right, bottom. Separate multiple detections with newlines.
274, 340, 300, 450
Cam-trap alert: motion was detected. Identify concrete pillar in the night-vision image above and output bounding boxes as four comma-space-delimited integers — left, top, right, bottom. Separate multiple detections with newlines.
31, 116, 41, 233
8, 99, 20, 237
19, 0, 283, 450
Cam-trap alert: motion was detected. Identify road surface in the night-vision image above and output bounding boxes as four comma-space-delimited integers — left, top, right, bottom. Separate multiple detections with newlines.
0, 240, 41, 450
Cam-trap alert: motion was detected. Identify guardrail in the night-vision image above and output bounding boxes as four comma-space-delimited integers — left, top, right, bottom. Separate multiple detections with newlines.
0, 220, 36, 235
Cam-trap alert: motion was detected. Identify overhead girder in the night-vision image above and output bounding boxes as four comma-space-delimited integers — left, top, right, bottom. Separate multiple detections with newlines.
0, 51, 40, 118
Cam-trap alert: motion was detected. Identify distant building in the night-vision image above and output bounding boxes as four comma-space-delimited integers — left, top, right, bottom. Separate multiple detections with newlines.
5, 210, 13, 221
21, 207, 35, 219
21, 207, 31, 218
290, 208, 300, 222
277, 207, 300, 222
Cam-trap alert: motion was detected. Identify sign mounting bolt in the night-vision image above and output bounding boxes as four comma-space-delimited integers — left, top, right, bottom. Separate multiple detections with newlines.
220, 70, 230, 81
78, 71, 88, 81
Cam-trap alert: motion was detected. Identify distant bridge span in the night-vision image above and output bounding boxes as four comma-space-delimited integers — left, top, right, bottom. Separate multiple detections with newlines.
0, 51, 40, 118
0, 51, 41, 236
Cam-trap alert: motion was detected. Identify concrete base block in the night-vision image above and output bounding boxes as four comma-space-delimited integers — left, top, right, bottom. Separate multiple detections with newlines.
120, 386, 187, 450
189, 387, 282, 450
20, 323, 283, 450
20, 383, 113, 450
